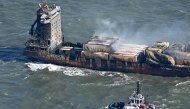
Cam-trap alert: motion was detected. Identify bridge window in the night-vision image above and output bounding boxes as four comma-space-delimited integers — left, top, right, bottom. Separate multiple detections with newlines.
47, 40, 50, 45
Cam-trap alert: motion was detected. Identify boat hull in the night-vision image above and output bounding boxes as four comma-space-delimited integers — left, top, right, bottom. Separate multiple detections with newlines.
108, 102, 125, 109
23, 49, 190, 77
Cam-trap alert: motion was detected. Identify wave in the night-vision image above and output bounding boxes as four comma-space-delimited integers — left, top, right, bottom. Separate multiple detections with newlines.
25, 62, 134, 82
25, 62, 89, 76
178, 10, 190, 13
25, 62, 137, 87
175, 81, 190, 86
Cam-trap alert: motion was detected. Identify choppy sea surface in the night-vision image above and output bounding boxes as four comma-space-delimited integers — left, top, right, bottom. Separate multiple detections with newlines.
0, 0, 190, 109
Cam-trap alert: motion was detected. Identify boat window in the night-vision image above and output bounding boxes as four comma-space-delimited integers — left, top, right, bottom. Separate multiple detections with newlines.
47, 40, 50, 45
131, 100, 134, 103
137, 100, 140, 103
136, 100, 142, 104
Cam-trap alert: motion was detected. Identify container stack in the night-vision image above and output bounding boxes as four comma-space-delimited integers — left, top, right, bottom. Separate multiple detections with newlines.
154, 41, 169, 48
81, 36, 119, 60
144, 41, 176, 65
163, 44, 186, 53
109, 44, 148, 62
163, 44, 188, 65
83, 36, 119, 52
145, 41, 169, 53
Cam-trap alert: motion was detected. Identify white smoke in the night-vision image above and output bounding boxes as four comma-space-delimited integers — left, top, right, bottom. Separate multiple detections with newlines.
92, 18, 190, 46
93, 19, 119, 40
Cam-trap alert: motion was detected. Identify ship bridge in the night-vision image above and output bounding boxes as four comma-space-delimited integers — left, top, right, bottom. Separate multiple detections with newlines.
39, 3, 61, 24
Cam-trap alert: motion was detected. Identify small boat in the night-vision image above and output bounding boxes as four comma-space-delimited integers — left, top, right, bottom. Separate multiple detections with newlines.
108, 81, 155, 109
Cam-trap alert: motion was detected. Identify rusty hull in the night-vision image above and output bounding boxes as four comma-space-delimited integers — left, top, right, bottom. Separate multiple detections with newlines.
23, 49, 190, 77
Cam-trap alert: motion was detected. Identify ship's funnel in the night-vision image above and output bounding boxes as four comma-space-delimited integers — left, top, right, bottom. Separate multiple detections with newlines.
137, 81, 141, 94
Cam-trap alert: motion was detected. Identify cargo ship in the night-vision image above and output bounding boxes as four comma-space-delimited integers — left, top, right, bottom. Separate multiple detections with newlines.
23, 1, 190, 77
108, 81, 155, 109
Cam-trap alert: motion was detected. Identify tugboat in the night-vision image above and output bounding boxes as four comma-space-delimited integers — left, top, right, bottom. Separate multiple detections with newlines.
108, 81, 155, 109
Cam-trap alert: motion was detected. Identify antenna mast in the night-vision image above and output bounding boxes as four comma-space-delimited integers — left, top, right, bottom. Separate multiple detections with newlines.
137, 81, 141, 95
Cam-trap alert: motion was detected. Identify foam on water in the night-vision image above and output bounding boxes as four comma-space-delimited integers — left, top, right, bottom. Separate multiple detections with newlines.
24, 62, 137, 87
175, 81, 190, 86
25, 62, 133, 79
25, 62, 135, 87
25, 62, 89, 76
1, 72, 21, 78
98, 71, 119, 77
4, 93, 8, 96
25, 62, 50, 71
100, 106, 108, 109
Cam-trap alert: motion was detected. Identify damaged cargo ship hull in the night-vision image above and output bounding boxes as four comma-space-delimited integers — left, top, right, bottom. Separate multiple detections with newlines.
23, 2, 190, 77
23, 49, 190, 77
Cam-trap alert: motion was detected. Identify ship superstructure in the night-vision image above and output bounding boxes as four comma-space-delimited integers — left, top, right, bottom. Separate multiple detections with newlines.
25, 1, 62, 53
23, 1, 190, 77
